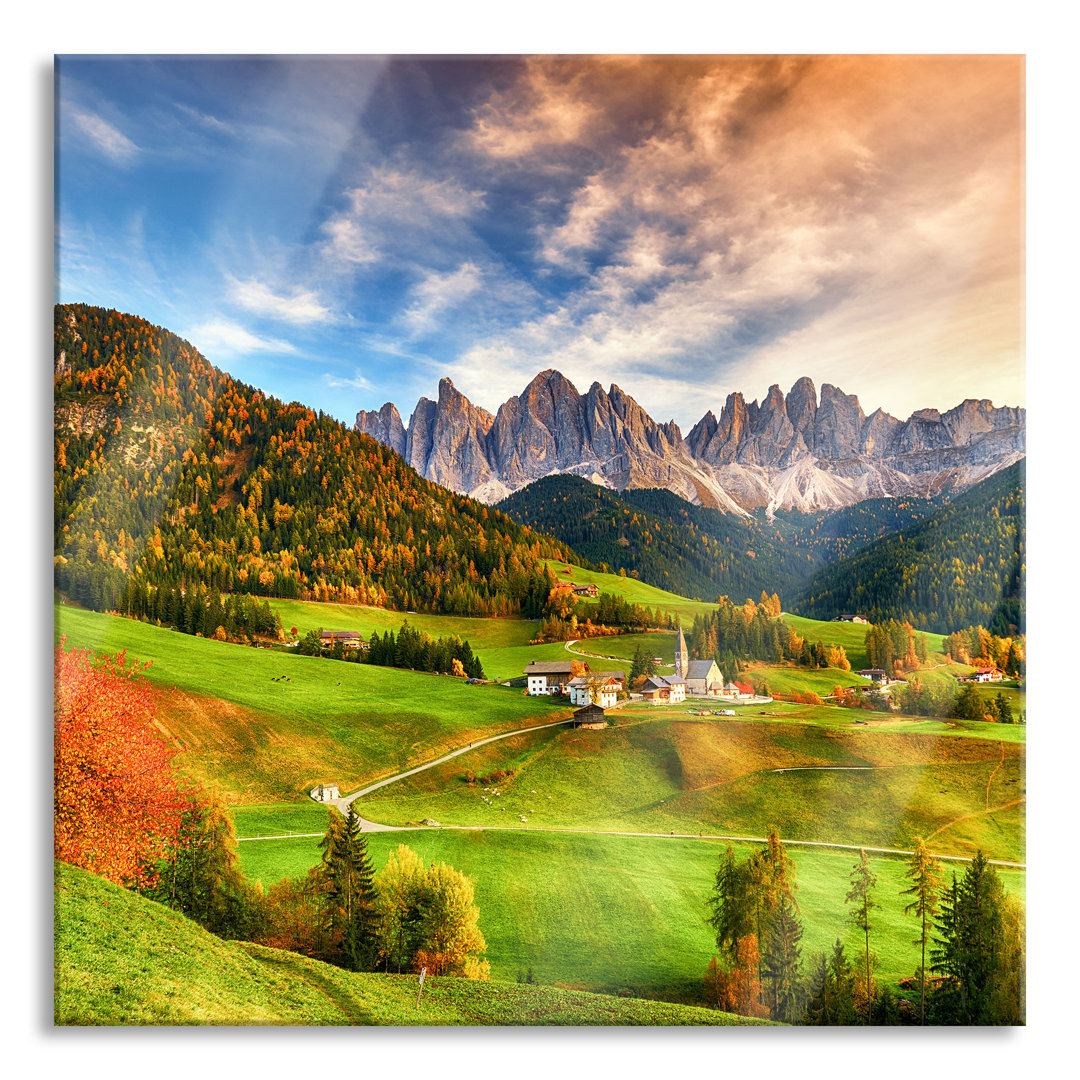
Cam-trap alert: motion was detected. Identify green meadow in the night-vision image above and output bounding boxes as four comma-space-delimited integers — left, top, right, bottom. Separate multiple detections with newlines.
542, 560, 721, 624
344, 714, 1024, 863
55, 860, 765, 1025
232, 828, 1024, 1001
55, 605, 567, 802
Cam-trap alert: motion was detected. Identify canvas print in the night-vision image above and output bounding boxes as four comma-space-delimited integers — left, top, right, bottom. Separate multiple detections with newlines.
53, 55, 1025, 1026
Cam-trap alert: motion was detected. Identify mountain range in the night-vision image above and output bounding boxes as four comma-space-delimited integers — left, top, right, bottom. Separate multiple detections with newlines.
356, 371, 1025, 515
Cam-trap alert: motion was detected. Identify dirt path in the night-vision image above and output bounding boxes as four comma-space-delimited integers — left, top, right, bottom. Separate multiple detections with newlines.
234, 717, 1025, 871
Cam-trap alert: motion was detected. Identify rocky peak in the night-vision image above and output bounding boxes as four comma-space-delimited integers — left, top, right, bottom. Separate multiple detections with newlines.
355, 401, 407, 458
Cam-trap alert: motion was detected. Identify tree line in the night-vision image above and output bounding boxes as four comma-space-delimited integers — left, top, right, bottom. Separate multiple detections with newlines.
793, 461, 1025, 636
704, 832, 1024, 1024
54, 304, 578, 622
689, 593, 849, 680
299, 621, 484, 679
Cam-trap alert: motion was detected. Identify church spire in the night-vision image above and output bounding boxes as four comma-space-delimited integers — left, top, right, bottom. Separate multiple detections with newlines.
675, 623, 687, 679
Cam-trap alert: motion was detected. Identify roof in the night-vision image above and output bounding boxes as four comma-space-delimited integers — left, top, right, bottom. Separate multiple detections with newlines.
685, 660, 720, 680
320, 630, 364, 640
594, 670, 626, 681
524, 661, 580, 675
642, 676, 668, 691
662, 677, 685, 686
858, 668, 887, 676
574, 703, 606, 719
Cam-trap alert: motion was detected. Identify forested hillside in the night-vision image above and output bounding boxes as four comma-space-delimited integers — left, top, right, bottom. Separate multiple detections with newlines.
791, 462, 1025, 635
54, 305, 577, 617
497, 475, 945, 605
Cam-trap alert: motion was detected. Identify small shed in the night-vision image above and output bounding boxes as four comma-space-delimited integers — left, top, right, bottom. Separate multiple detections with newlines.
311, 782, 340, 802
573, 703, 607, 729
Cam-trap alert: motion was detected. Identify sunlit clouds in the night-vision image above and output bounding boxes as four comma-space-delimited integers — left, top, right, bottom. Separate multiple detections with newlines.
56, 55, 1023, 428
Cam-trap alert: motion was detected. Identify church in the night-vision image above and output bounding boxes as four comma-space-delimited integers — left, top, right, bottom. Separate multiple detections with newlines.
673, 625, 725, 696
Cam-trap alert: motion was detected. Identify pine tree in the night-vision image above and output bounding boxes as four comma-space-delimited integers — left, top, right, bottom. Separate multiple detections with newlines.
902, 836, 943, 1024
314, 805, 381, 971
845, 849, 877, 1024
762, 892, 804, 1022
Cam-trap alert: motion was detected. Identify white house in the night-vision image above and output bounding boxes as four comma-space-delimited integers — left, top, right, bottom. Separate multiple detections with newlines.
568, 675, 619, 708
311, 783, 340, 802
524, 660, 581, 696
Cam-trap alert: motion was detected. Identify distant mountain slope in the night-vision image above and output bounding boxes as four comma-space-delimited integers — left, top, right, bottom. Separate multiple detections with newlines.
791, 461, 1025, 634
53, 304, 577, 617
357, 368, 1025, 513
497, 474, 947, 605
55, 860, 765, 1026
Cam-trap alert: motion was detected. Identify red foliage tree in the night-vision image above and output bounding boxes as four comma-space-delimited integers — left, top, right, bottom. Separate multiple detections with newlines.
54, 639, 185, 888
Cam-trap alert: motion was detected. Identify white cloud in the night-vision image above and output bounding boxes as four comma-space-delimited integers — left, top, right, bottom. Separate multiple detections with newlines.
70, 109, 139, 164
324, 369, 372, 391
187, 319, 296, 357
319, 166, 484, 271
228, 277, 331, 324
402, 263, 483, 335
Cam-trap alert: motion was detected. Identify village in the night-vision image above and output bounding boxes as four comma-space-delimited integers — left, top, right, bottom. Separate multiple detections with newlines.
522, 626, 772, 728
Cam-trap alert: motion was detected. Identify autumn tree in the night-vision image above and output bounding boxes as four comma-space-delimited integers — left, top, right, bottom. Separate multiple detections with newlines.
846, 849, 878, 1024
141, 791, 263, 941
376, 844, 489, 979
902, 837, 943, 1025
54, 640, 184, 888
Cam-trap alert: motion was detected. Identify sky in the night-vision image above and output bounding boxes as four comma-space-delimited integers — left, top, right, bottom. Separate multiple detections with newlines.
55, 54, 1025, 432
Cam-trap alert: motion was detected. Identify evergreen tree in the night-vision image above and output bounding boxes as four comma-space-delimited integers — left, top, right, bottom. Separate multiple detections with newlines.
902, 836, 943, 1025
761, 892, 804, 1022
314, 805, 381, 971
845, 848, 877, 1024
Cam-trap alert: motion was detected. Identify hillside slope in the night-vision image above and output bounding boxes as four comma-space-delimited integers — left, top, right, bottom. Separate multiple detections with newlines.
791, 461, 1025, 634
498, 474, 946, 604
54, 304, 577, 619
54, 860, 767, 1026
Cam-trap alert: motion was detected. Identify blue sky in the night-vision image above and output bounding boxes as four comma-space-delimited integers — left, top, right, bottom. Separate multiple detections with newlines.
56, 54, 1025, 431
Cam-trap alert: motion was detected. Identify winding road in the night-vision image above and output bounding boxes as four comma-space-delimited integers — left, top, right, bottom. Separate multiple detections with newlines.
236, 716, 1026, 870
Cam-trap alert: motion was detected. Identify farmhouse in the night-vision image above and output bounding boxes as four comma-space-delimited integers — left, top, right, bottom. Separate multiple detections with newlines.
319, 630, 369, 652
856, 668, 888, 683
573, 703, 607, 729
832, 614, 869, 624
524, 659, 583, 696
640, 675, 687, 704
959, 667, 1004, 683
567, 675, 620, 708
572, 583, 599, 597
310, 783, 339, 802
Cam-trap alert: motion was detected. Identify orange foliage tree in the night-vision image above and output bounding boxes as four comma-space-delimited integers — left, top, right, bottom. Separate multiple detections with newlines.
54, 640, 185, 888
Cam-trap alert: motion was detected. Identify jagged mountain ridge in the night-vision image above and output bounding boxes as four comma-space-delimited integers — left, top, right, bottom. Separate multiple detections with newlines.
356, 370, 1025, 515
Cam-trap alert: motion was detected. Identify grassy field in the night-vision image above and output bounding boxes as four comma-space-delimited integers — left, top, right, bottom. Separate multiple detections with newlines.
54, 859, 768, 1025
266, 598, 538, 651
231, 828, 1025, 1002
345, 712, 1024, 863
55, 605, 569, 802
542, 561, 720, 624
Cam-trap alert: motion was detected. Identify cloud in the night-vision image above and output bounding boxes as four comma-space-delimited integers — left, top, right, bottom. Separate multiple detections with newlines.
319, 166, 485, 271
187, 319, 296, 357
323, 369, 372, 391
446, 56, 1023, 427
467, 57, 602, 160
69, 109, 139, 164
228, 277, 332, 324
402, 263, 483, 334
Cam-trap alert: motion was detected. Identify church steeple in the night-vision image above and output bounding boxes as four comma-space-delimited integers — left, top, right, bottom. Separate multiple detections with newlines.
675, 623, 687, 679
